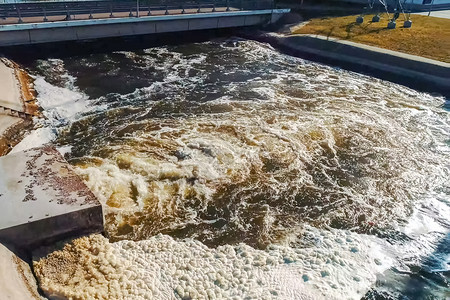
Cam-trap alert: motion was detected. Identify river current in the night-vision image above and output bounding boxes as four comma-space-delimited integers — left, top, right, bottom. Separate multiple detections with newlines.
14, 39, 449, 299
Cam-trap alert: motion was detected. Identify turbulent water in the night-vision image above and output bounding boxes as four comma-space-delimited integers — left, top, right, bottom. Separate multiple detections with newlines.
15, 39, 450, 299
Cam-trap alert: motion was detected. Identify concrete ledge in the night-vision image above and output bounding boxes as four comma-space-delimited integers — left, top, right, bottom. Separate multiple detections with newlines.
0, 59, 23, 112
248, 32, 450, 97
0, 58, 38, 116
0, 146, 103, 249
0, 59, 36, 156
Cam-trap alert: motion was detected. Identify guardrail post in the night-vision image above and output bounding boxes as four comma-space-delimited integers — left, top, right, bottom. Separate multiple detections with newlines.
16, 5, 23, 23
65, 5, 71, 21
428, 0, 435, 16
43, 7, 48, 22
136, 0, 140, 17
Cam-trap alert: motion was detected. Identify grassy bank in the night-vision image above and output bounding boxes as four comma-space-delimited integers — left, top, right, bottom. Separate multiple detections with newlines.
292, 14, 450, 63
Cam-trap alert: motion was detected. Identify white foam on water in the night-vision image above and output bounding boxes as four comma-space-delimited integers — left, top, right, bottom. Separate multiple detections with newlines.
391, 195, 450, 272
34, 226, 392, 300
33, 76, 90, 123
403, 197, 449, 238
12, 59, 107, 153
10, 77, 89, 153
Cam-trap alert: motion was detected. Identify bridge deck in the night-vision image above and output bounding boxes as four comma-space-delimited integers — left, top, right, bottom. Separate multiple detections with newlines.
0, 1, 290, 47
0, 7, 239, 25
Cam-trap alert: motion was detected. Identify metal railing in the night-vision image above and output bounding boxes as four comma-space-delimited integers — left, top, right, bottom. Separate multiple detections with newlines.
0, 0, 276, 24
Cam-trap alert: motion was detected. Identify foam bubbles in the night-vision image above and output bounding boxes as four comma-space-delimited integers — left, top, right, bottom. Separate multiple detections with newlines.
11, 59, 107, 153
34, 226, 391, 300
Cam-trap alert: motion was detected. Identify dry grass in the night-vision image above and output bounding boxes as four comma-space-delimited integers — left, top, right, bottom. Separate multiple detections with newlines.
293, 14, 450, 63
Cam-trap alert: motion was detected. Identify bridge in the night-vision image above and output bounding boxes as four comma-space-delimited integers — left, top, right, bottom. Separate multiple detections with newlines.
0, 0, 290, 46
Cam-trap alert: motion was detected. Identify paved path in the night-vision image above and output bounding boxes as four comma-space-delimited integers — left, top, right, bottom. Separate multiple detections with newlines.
414, 9, 450, 19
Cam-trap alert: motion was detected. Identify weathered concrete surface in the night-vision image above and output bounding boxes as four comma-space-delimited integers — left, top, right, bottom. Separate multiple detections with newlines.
0, 58, 38, 117
0, 59, 33, 156
0, 115, 24, 154
0, 243, 44, 299
0, 59, 23, 112
0, 146, 103, 249
0, 115, 22, 135
0, 9, 290, 47
249, 32, 450, 97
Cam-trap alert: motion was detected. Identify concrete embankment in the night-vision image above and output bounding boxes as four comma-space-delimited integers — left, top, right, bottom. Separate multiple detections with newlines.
247, 32, 450, 97
0, 58, 38, 155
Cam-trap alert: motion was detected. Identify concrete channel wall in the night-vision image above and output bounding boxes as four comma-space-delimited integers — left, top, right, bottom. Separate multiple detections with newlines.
0, 9, 290, 46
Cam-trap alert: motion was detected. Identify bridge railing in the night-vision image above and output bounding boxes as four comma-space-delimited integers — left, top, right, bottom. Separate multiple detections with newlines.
0, 0, 276, 24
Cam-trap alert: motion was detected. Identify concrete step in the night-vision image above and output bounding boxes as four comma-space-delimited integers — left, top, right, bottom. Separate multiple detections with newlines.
0, 146, 103, 249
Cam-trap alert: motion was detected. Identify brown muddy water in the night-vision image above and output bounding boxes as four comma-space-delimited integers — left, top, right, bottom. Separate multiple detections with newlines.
15, 38, 450, 299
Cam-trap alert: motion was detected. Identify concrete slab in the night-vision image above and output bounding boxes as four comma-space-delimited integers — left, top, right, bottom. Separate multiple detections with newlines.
0, 115, 22, 136
0, 114, 27, 156
0, 146, 103, 248
0, 243, 44, 299
0, 60, 23, 112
